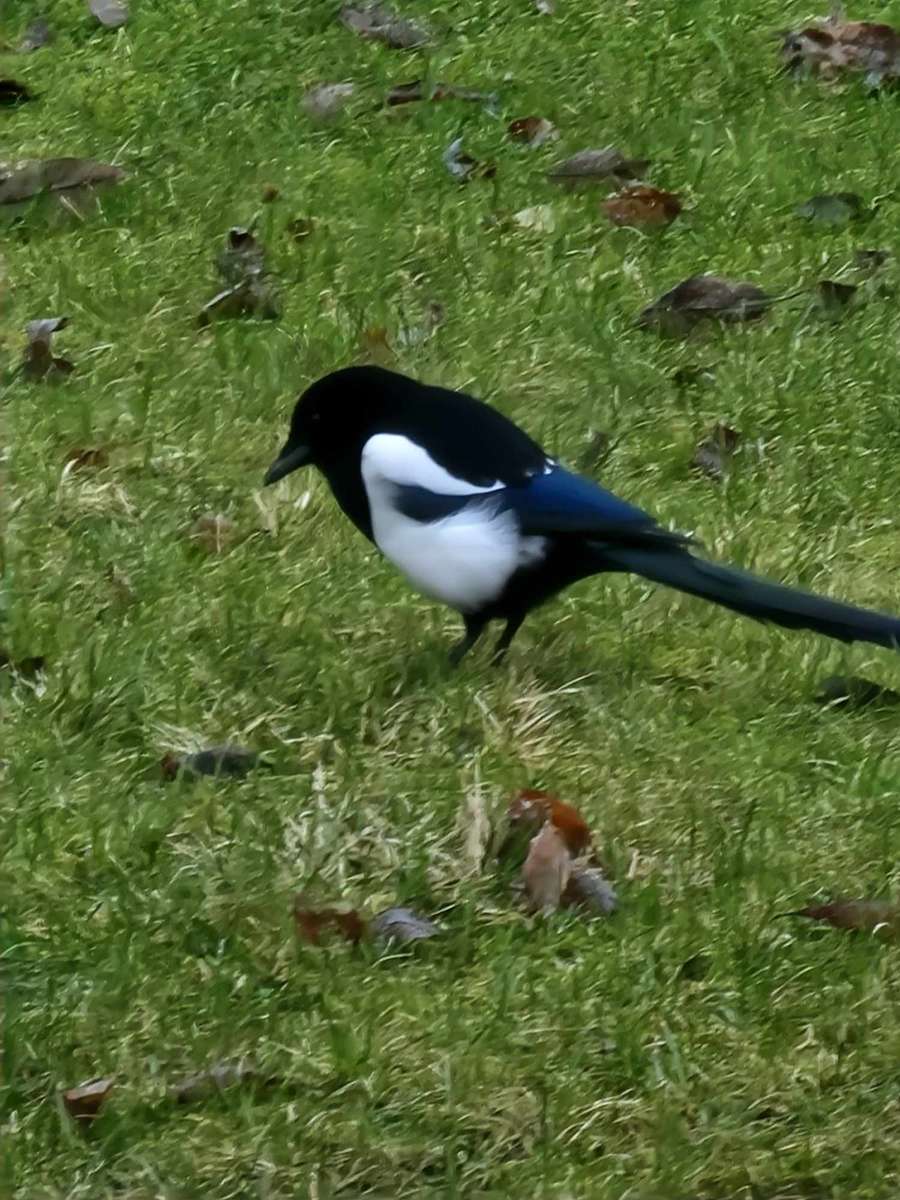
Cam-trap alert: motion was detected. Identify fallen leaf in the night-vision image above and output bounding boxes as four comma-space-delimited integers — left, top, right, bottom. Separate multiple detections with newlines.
443, 137, 496, 181
370, 906, 440, 942
359, 324, 394, 363
170, 1059, 282, 1104
293, 898, 367, 945
563, 867, 618, 916
260, 183, 279, 203
603, 185, 682, 228
637, 274, 769, 336
814, 674, 900, 709
0, 80, 32, 105
691, 423, 741, 480
548, 146, 650, 189
505, 789, 593, 857
22, 317, 75, 381
161, 744, 266, 780
0, 650, 46, 678
286, 216, 316, 242
87, 0, 128, 27
0, 157, 124, 205
64, 447, 110, 472
386, 79, 496, 107
198, 277, 279, 325
187, 513, 238, 553
62, 1077, 114, 1122
787, 899, 900, 933
523, 823, 571, 913
796, 192, 866, 225
507, 116, 559, 147
18, 19, 53, 51
339, 4, 429, 49
512, 204, 556, 233
216, 226, 266, 285
302, 82, 356, 120
781, 15, 900, 86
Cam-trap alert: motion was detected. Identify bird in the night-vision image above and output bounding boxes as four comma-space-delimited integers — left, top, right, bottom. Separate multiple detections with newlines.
263, 364, 900, 667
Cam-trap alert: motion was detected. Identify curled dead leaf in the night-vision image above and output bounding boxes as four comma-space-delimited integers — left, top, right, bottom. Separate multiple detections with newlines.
22, 317, 75, 381
787, 899, 900, 933
62, 1077, 114, 1122
340, 4, 429, 49
523, 823, 571, 913
293, 897, 367, 945
691, 423, 741, 481
638, 274, 769, 336
64, 447, 110, 472
188, 513, 237, 553
370, 906, 440, 942
548, 146, 650, 189
507, 116, 559, 147
603, 185, 682, 228
506, 789, 593, 857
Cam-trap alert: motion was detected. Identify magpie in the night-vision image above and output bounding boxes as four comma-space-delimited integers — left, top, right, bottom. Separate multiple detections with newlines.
264, 365, 900, 666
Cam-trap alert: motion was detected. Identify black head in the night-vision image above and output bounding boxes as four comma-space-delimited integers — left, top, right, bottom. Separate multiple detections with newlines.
264, 365, 418, 485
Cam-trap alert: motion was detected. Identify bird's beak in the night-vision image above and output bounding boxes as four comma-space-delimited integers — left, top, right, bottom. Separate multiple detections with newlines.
264, 442, 312, 486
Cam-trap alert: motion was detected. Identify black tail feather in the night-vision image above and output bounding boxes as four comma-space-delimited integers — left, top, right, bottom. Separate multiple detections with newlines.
600, 545, 900, 651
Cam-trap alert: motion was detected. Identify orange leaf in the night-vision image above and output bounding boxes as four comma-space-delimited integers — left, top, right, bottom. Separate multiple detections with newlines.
603, 185, 682, 228
293, 898, 367, 945
509, 788, 593, 857
62, 1077, 114, 1122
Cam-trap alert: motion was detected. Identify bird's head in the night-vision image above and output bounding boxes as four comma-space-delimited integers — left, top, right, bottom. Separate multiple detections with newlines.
263, 365, 411, 485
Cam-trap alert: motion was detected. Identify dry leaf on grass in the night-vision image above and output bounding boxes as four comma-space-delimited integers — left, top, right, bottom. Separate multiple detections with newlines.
386, 79, 496, 107
603, 185, 682, 228
187, 512, 237, 553
443, 137, 496, 181
370, 906, 440, 942
294, 901, 367, 945
62, 1077, 114, 1123
691, 423, 741, 480
512, 204, 556, 233
0, 157, 124, 205
302, 82, 356, 120
18, 19, 53, 51
88, 0, 128, 26
523, 823, 571, 913
637, 274, 769, 336
814, 674, 900, 709
200, 226, 278, 323
563, 867, 618, 916
161, 744, 266, 780
170, 1059, 282, 1104
64, 447, 110, 472
506, 789, 593, 857
786, 899, 900, 934
781, 14, 900, 86
548, 146, 650, 189
340, 4, 430, 48
22, 317, 75, 380
796, 192, 866, 225
0, 80, 32, 105
507, 116, 559, 147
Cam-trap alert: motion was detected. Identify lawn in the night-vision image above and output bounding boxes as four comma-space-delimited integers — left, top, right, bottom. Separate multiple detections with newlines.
4, 1, 900, 1196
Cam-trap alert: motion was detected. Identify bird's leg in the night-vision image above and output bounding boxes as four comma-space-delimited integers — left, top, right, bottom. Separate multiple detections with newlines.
490, 613, 527, 667
448, 614, 489, 668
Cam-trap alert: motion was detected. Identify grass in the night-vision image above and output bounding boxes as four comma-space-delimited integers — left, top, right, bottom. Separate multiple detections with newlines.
4, 0, 900, 1195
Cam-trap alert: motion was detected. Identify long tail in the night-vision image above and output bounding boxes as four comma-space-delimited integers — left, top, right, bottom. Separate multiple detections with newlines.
600, 545, 900, 650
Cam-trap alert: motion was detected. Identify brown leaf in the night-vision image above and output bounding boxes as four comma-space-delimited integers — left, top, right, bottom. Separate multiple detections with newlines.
814, 674, 900, 709
87, 0, 128, 27
787, 899, 900, 933
691, 423, 741, 480
18, 19, 53, 52
286, 217, 316, 242
261, 183, 279, 203
62, 1077, 114, 1122
637, 275, 769, 336
0, 650, 46, 678
562, 867, 618, 916
198, 277, 280, 325
302, 82, 356, 120
339, 4, 430, 49
187, 513, 237, 553
548, 146, 650, 189
781, 15, 900, 85
507, 116, 559, 147
359, 324, 394, 363
293, 898, 367, 945
603, 185, 682, 228
64, 447, 110, 472
506, 789, 593, 858
386, 79, 496, 106
443, 137, 496, 182
370, 906, 440, 942
162, 744, 265, 780
170, 1059, 281, 1104
523, 823, 571, 913
22, 317, 75, 381
0, 79, 32, 105
0, 157, 124, 205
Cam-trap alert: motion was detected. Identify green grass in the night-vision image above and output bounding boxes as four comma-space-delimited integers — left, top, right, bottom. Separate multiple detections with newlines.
5, 0, 900, 1195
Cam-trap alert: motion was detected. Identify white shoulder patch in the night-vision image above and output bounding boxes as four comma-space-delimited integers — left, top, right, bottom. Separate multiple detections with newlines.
361, 433, 502, 496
